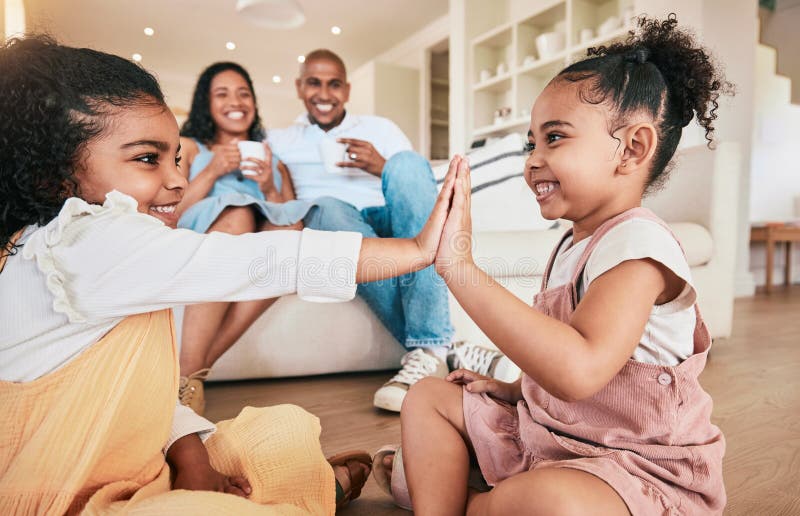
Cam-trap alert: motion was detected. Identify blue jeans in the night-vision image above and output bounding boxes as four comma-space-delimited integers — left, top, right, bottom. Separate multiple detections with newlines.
304, 151, 454, 349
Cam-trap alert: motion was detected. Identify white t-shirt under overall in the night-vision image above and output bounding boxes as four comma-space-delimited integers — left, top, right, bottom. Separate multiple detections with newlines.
547, 218, 696, 366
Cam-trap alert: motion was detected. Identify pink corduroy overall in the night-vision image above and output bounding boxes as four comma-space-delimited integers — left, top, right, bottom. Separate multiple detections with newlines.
462, 208, 726, 515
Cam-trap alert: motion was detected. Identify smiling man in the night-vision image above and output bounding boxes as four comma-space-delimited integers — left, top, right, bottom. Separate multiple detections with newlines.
268, 49, 454, 412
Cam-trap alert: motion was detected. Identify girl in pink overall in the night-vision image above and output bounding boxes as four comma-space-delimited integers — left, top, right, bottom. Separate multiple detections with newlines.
376, 15, 728, 515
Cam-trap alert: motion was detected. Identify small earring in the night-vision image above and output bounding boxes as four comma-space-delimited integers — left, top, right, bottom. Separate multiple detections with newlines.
621, 162, 628, 168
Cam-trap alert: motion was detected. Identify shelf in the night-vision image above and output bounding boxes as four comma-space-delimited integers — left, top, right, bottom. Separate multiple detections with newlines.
431, 78, 449, 88
570, 26, 630, 55
471, 22, 513, 48
517, 51, 568, 75
517, 0, 567, 28
473, 73, 513, 93
431, 118, 449, 128
473, 117, 530, 138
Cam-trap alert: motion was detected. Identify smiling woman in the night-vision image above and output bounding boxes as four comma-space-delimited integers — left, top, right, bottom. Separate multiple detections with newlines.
175, 61, 317, 415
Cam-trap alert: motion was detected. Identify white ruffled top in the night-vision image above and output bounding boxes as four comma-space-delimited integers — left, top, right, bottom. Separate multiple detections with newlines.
0, 191, 362, 448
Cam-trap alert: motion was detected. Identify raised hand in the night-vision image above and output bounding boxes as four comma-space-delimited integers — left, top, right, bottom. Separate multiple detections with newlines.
435, 155, 474, 277
336, 138, 386, 176
447, 368, 523, 404
412, 154, 460, 266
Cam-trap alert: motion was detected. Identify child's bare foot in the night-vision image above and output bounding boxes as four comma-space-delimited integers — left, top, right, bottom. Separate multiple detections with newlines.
372, 445, 412, 510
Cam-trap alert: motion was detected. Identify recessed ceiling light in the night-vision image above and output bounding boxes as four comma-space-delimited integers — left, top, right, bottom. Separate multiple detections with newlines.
226, 41, 236, 50
132, 53, 142, 62
272, 75, 281, 83
144, 27, 154, 36
297, 55, 305, 63
331, 26, 342, 35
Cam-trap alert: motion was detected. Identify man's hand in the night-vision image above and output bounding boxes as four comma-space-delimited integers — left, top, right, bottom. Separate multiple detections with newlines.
167, 433, 251, 498
336, 138, 386, 176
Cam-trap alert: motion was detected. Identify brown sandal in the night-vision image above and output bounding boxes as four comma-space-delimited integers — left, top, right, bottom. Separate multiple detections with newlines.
327, 450, 372, 509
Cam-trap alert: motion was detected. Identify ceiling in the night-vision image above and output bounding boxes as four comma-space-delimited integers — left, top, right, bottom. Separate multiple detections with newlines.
18, 0, 449, 120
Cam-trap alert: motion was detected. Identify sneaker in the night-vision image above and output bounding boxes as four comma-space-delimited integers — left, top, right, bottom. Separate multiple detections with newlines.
179, 368, 211, 416
448, 342, 521, 383
373, 349, 449, 412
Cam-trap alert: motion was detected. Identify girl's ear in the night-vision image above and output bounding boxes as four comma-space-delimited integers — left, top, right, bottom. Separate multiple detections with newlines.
619, 123, 658, 175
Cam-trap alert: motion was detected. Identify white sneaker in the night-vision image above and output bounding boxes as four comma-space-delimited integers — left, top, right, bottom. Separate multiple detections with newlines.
373, 349, 449, 412
448, 342, 521, 383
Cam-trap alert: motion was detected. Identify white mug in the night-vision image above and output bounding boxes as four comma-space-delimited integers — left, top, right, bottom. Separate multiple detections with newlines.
580, 28, 595, 44
496, 62, 507, 75
318, 138, 349, 174
479, 69, 491, 82
237, 140, 266, 176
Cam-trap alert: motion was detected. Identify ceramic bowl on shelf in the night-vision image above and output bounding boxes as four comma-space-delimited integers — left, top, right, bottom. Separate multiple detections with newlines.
535, 31, 565, 60
522, 55, 536, 67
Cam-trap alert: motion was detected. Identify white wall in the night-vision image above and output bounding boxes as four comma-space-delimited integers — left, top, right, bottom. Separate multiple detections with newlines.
760, 1, 800, 104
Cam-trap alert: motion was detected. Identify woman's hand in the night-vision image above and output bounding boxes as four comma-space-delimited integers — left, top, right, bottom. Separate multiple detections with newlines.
447, 369, 523, 404
435, 155, 474, 278
412, 154, 460, 266
208, 141, 242, 178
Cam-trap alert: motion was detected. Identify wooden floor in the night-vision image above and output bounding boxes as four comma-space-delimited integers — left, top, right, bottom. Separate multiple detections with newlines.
204, 287, 800, 515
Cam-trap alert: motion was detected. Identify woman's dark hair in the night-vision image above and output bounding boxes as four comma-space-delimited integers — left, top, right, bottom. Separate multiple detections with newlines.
180, 62, 265, 144
557, 14, 732, 191
0, 34, 166, 255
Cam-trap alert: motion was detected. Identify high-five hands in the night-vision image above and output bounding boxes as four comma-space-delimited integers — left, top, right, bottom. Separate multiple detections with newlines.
435, 154, 474, 278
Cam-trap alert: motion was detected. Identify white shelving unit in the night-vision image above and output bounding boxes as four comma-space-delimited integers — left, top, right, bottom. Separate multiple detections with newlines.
465, 0, 635, 143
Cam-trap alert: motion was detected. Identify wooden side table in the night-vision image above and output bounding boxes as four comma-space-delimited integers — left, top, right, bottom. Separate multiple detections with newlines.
750, 223, 800, 293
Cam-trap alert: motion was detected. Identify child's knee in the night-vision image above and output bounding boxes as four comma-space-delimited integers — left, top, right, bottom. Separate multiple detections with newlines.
402, 376, 458, 418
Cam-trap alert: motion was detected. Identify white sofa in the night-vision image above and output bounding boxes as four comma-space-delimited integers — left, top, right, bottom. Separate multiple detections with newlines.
181, 140, 740, 382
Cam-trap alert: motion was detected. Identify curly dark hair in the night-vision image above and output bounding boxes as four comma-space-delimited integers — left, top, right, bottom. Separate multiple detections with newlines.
0, 34, 166, 255
556, 14, 733, 191
180, 62, 265, 144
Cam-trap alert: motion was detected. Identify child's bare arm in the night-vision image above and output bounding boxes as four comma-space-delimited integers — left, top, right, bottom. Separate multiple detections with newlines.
439, 158, 674, 401
354, 154, 458, 283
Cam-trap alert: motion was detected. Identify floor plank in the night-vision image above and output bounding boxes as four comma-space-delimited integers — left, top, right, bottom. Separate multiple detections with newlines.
204, 287, 800, 515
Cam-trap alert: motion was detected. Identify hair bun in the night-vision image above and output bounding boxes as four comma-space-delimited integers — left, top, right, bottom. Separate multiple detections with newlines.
623, 47, 650, 64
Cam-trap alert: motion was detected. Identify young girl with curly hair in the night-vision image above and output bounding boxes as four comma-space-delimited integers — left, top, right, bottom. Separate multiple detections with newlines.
375, 15, 729, 515
176, 62, 312, 414
0, 35, 457, 514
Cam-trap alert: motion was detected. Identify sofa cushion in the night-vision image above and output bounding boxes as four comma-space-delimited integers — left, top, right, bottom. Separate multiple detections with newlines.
669, 223, 713, 267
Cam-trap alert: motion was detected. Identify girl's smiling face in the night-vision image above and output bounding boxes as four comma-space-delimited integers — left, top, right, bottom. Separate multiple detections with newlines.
525, 79, 638, 233
209, 70, 256, 139
74, 102, 186, 227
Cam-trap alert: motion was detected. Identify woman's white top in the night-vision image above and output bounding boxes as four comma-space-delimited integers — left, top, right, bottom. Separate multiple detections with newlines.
0, 191, 363, 448
546, 218, 697, 366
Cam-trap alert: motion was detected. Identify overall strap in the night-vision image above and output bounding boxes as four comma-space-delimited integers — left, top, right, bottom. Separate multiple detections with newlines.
0, 228, 26, 274
540, 228, 574, 292
567, 207, 665, 305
